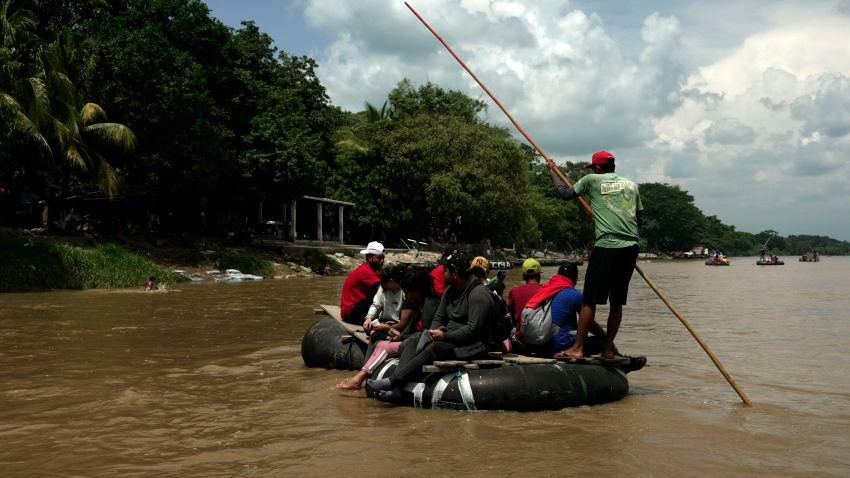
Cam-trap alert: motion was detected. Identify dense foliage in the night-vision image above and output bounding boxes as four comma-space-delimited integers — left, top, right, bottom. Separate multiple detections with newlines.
0, 235, 181, 291
2, 0, 849, 256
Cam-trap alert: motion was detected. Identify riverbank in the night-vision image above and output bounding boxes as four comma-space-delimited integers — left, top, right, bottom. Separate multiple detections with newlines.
0, 229, 442, 292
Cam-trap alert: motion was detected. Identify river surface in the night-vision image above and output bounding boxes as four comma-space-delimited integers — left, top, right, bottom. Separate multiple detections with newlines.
2, 257, 849, 477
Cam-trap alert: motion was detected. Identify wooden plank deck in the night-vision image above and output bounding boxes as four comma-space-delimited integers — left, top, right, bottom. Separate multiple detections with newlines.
316, 305, 369, 344
418, 354, 627, 373
312, 306, 630, 369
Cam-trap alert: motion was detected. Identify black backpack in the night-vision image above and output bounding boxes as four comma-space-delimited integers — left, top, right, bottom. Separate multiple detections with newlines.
487, 289, 513, 346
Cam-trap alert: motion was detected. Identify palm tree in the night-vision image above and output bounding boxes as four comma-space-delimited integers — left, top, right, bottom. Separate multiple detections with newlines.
39, 31, 136, 200
0, 0, 47, 151
2, 1, 134, 231
364, 99, 393, 122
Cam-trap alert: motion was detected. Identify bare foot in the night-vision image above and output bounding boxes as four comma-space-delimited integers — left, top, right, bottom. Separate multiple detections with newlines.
554, 347, 584, 360
335, 380, 362, 391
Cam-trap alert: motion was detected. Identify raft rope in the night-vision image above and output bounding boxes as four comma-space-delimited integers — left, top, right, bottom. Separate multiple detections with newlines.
413, 383, 427, 409
457, 370, 477, 411
431, 374, 453, 409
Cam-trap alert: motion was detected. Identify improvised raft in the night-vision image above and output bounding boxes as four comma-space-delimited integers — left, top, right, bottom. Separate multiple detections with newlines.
301, 305, 645, 411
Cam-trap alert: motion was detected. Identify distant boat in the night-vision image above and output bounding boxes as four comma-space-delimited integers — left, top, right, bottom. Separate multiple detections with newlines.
705, 257, 730, 266
756, 258, 784, 266
799, 251, 820, 262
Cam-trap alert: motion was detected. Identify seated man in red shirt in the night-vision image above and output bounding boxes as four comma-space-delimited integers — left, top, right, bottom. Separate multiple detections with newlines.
340, 241, 385, 324
506, 258, 544, 339
429, 248, 453, 296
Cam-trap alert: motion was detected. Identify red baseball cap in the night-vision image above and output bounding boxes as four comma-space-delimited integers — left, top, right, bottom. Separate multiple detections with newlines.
590, 150, 615, 166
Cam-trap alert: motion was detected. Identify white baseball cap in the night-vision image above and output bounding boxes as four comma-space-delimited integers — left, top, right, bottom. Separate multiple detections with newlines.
360, 241, 385, 256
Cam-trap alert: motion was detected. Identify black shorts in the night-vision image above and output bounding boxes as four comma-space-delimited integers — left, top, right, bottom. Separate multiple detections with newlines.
582, 244, 639, 306
342, 298, 372, 325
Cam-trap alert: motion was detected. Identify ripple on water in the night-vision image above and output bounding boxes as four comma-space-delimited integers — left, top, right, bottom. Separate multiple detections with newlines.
2, 265, 850, 477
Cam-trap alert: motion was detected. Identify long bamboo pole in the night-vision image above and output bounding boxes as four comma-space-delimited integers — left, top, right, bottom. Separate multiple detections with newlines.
404, 1, 752, 406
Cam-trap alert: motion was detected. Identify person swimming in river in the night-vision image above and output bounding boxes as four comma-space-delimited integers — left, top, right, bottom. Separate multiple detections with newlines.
144, 277, 158, 291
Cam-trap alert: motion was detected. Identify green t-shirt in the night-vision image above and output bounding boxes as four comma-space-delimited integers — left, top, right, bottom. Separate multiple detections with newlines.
573, 172, 642, 248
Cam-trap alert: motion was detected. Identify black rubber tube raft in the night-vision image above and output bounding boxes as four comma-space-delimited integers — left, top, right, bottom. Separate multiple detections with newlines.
301, 314, 367, 370
303, 305, 645, 410
366, 358, 632, 411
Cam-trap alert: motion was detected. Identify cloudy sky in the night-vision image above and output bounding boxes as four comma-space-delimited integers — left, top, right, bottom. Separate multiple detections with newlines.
205, 0, 850, 241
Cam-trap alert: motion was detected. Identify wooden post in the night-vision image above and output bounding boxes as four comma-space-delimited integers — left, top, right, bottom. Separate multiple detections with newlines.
338, 206, 345, 244
290, 200, 297, 241
317, 202, 323, 242
281, 204, 286, 239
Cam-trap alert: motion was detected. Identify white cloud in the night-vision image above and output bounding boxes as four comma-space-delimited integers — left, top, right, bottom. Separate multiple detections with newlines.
791, 73, 850, 138
299, 0, 850, 239
704, 118, 756, 145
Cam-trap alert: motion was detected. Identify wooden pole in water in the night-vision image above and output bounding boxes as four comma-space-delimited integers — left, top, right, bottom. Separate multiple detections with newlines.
404, 1, 753, 406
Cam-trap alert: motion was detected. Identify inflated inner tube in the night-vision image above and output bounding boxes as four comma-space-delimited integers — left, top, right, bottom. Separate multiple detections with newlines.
367, 358, 630, 411
301, 315, 367, 370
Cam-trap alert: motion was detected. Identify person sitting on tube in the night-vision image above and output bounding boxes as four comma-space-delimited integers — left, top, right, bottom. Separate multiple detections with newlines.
336, 268, 439, 391
339, 241, 384, 325
520, 263, 613, 358
367, 250, 492, 401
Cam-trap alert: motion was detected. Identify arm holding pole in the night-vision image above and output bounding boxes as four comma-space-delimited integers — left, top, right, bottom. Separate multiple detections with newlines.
404, 0, 751, 406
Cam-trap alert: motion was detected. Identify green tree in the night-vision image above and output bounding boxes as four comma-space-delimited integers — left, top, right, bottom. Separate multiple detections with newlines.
327, 80, 538, 246
41, 33, 136, 199
364, 99, 393, 123
527, 159, 594, 250
1, 3, 134, 209
239, 53, 337, 205
1, 0, 44, 158
388, 79, 485, 122
699, 214, 755, 255
639, 183, 703, 252
75, 0, 243, 226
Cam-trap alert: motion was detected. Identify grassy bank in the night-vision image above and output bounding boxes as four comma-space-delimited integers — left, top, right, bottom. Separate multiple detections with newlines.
213, 252, 276, 277
0, 235, 183, 292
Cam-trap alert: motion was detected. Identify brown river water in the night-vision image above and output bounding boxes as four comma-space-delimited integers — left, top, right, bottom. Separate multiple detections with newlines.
2, 257, 849, 477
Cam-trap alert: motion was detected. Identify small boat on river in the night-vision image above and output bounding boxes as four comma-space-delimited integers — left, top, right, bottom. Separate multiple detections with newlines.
799, 251, 820, 262
756, 259, 784, 265
705, 257, 730, 266
302, 305, 646, 411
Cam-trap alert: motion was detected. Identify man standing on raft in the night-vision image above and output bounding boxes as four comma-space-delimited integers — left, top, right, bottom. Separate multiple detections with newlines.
549, 151, 643, 360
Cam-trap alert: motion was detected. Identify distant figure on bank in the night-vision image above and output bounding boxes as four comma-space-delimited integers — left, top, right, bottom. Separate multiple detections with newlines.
340, 241, 384, 325
144, 276, 158, 291
549, 150, 643, 360
507, 258, 544, 339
